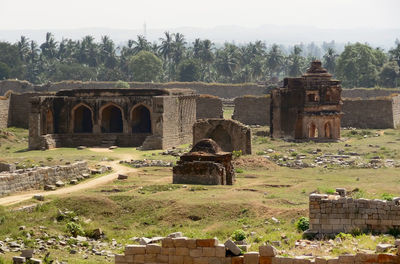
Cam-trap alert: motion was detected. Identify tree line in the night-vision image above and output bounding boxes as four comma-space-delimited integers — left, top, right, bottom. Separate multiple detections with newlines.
0, 32, 399, 88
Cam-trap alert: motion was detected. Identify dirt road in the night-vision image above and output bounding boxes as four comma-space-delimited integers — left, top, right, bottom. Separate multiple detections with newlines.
0, 150, 137, 207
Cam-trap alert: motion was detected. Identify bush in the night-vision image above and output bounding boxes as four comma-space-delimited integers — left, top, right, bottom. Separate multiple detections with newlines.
115, 80, 130, 88
232, 150, 242, 158
335, 232, 353, 240
381, 193, 394, 201
235, 168, 244, 173
295, 217, 309, 232
232, 229, 246, 241
66, 222, 85, 237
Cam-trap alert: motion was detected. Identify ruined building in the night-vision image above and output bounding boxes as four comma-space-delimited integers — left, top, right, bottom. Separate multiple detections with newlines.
173, 139, 235, 185
271, 61, 342, 140
29, 88, 197, 150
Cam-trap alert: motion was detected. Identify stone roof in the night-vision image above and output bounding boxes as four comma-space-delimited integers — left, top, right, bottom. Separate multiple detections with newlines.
189, 139, 222, 154
302, 60, 332, 78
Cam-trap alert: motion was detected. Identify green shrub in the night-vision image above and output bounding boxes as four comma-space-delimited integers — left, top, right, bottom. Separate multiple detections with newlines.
66, 222, 85, 237
232, 150, 242, 158
388, 226, 400, 237
350, 227, 363, 236
115, 80, 130, 88
381, 193, 394, 201
235, 168, 244, 173
295, 217, 309, 232
335, 232, 353, 240
232, 229, 246, 241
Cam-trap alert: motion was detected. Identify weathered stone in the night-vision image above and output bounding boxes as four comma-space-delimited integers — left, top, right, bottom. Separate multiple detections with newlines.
33, 194, 44, 201
259, 245, 277, 257
224, 239, 241, 256
168, 232, 183, 238
55, 180, 65, 187
196, 238, 218, 247
12, 256, 26, 264
376, 243, 392, 253
243, 252, 259, 264
20, 249, 33, 258
44, 184, 56, 191
117, 174, 128, 180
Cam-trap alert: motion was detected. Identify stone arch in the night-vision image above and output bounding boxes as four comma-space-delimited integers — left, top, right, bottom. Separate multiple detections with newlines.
131, 104, 152, 133
308, 122, 318, 138
72, 103, 93, 133
44, 109, 54, 134
100, 103, 124, 133
206, 125, 233, 152
324, 122, 332, 139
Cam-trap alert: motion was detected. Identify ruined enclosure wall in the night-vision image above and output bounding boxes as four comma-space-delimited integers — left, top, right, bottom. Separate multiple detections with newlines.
341, 99, 395, 128
8, 92, 52, 129
342, 88, 400, 99
309, 194, 400, 235
0, 96, 10, 129
115, 237, 400, 264
232, 96, 270, 125
0, 161, 88, 196
0, 80, 267, 99
392, 95, 400, 128
196, 96, 223, 119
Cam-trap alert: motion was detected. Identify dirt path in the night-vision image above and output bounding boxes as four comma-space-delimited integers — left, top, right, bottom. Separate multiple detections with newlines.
0, 150, 137, 207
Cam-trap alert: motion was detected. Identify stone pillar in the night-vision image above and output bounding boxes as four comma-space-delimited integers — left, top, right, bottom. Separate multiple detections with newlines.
29, 99, 42, 150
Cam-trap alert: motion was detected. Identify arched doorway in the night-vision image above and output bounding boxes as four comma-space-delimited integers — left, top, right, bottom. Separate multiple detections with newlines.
44, 109, 54, 134
131, 105, 151, 133
324, 122, 332, 139
308, 123, 318, 138
101, 104, 123, 133
207, 125, 233, 152
73, 105, 93, 133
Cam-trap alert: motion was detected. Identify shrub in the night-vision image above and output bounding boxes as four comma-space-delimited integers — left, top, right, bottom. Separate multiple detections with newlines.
235, 168, 244, 173
335, 232, 353, 240
232, 150, 242, 158
295, 217, 309, 232
381, 193, 394, 201
388, 226, 400, 237
115, 80, 130, 88
350, 227, 363, 236
232, 229, 246, 241
66, 222, 85, 237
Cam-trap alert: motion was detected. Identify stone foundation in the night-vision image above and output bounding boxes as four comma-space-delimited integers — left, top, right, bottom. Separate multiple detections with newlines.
309, 193, 400, 235
0, 161, 88, 196
115, 237, 400, 264
232, 96, 270, 125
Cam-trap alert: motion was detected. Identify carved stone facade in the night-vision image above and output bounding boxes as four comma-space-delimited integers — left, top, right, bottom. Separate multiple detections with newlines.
173, 139, 235, 185
29, 88, 197, 150
271, 61, 342, 141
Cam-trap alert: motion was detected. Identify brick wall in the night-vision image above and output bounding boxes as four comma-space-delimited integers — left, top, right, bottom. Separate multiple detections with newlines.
309, 194, 400, 235
342, 88, 400, 99
115, 237, 400, 264
196, 96, 223, 119
0, 96, 10, 129
341, 98, 396, 128
0, 161, 88, 196
232, 96, 270, 125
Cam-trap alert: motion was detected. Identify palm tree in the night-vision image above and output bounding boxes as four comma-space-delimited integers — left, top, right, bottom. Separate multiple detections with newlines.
267, 44, 284, 78
323, 48, 338, 75
159, 32, 174, 61
99, 35, 117, 68
215, 43, 239, 82
17, 36, 30, 62
132, 35, 151, 55
40, 32, 58, 60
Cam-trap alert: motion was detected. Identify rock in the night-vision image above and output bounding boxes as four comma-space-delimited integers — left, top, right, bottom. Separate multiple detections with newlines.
376, 243, 392, 252
167, 232, 183, 238
109, 146, 118, 150
70, 249, 77, 254
69, 179, 78, 185
224, 239, 241, 256
33, 194, 44, 201
394, 239, 400, 246
259, 245, 277, 257
29, 258, 42, 264
19, 226, 26, 231
12, 256, 26, 264
90, 228, 104, 240
55, 181, 65, 187
336, 188, 346, 197
77, 146, 87, 150
44, 185, 56, 191
271, 217, 280, 224
20, 249, 34, 258
139, 237, 152, 245
82, 173, 90, 179
117, 174, 128, 180
76, 235, 87, 242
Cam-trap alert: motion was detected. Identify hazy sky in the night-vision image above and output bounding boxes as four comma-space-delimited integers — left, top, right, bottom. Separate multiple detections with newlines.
1, 0, 399, 30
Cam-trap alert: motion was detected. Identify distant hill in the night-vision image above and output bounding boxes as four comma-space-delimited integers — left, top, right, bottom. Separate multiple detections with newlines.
0, 25, 399, 50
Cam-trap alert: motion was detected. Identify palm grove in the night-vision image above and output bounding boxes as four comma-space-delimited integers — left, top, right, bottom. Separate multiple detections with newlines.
0, 32, 399, 88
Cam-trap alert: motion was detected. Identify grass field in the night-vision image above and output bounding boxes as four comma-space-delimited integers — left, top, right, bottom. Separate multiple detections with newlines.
1, 125, 400, 263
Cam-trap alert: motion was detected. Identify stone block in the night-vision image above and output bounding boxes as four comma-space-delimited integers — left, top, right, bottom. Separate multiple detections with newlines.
174, 237, 188, 247
125, 245, 146, 255
157, 254, 170, 263
144, 253, 157, 262
133, 254, 145, 263
208, 257, 225, 264
161, 248, 170, 255
243, 252, 259, 264
187, 239, 197, 249
377, 253, 399, 262
224, 239, 241, 256
259, 245, 277, 257
259, 256, 272, 264
190, 249, 203, 257
146, 244, 161, 254
203, 247, 216, 257
163, 237, 175, 248
326, 259, 338, 264
196, 238, 218, 247
183, 256, 194, 264
12, 256, 26, 264
21, 249, 34, 258
176, 247, 190, 256
314, 258, 327, 264
355, 253, 378, 262
231, 256, 244, 264
193, 257, 209, 264
337, 254, 355, 263
215, 244, 226, 257
29, 259, 42, 264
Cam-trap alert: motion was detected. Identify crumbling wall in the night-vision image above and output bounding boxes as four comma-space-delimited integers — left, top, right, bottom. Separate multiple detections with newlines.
0, 80, 33, 95
341, 98, 395, 128
309, 193, 400, 235
342, 88, 399, 99
232, 96, 270, 125
0, 95, 10, 129
196, 95, 223, 119
0, 161, 88, 196
392, 95, 400, 128
115, 237, 400, 264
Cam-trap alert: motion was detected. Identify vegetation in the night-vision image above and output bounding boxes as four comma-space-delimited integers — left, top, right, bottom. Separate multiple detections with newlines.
0, 33, 399, 87
295, 217, 309, 232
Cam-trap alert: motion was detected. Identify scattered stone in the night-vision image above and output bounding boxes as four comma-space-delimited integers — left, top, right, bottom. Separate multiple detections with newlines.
121, 159, 173, 168
21, 249, 34, 258
69, 179, 78, 185
109, 146, 118, 150
55, 180, 65, 187
33, 194, 44, 201
259, 245, 277, 257
117, 174, 128, 180
44, 184, 56, 191
77, 146, 87, 150
82, 173, 90, 179
167, 232, 183, 238
224, 239, 241, 256
376, 243, 392, 253
29, 258, 42, 264
271, 217, 280, 224
12, 256, 26, 264
139, 237, 152, 245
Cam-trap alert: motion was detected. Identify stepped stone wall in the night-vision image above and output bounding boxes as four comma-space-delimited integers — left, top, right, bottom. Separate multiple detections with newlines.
309, 193, 400, 235
115, 237, 400, 264
0, 161, 88, 196
232, 96, 270, 125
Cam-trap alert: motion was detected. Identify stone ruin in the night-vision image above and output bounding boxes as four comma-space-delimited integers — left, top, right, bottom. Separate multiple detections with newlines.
271, 61, 342, 141
172, 139, 235, 185
193, 119, 251, 155
29, 88, 197, 150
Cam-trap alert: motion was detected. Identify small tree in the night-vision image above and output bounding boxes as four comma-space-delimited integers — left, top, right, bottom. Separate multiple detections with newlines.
128, 51, 162, 82
0, 62, 10, 80
379, 61, 400, 87
177, 59, 201, 82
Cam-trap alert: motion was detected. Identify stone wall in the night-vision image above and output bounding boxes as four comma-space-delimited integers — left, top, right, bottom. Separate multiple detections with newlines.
341, 97, 400, 129
0, 161, 88, 196
0, 80, 267, 99
342, 88, 400, 99
0, 95, 10, 129
309, 193, 400, 235
196, 95, 223, 119
115, 237, 400, 264
232, 96, 270, 125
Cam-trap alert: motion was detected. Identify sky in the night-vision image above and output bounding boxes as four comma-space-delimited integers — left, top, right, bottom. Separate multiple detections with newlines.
1, 0, 399, 30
